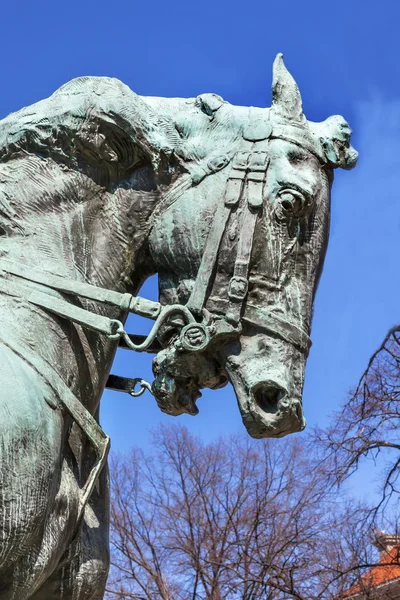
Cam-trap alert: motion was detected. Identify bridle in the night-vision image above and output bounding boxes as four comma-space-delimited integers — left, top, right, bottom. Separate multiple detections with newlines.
0, 113, 324, 516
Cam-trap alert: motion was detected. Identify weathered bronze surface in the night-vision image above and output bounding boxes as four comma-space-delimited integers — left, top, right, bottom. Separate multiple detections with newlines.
0, 55, 356, 598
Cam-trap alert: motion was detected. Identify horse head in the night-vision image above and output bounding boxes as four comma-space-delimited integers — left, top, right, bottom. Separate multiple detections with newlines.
0, 54, 357, 442
140, 54, 357, 438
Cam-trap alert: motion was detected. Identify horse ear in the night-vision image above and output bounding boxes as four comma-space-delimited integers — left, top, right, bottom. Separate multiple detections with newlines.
315, 115, 358, 170
272, 53, 304, 123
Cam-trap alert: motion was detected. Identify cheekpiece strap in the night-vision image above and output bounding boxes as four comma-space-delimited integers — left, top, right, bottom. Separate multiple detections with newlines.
226, 144, 268, 325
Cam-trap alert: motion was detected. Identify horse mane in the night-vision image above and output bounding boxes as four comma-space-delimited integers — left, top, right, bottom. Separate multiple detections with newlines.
0, 77, 148, 188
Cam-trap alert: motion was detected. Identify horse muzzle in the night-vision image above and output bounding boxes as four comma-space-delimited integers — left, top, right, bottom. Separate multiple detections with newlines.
219, 332, 307, 438
235, 378, 305, 439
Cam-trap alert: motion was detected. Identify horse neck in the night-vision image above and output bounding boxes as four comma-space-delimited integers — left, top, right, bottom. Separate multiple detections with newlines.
0, 156, 157, 412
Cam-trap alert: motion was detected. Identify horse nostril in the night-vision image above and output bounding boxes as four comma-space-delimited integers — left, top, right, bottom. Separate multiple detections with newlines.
253, 383, 285, 414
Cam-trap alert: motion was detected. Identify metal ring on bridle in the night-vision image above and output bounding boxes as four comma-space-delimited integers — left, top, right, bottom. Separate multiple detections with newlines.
130, 379, 153, 397
179, 322, 210, 352
116, 304, 196, 352
108, 320, 125, 340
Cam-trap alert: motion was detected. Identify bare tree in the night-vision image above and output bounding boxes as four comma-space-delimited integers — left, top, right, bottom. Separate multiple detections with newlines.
314, 325, 400, 516
106, 425, 375, 599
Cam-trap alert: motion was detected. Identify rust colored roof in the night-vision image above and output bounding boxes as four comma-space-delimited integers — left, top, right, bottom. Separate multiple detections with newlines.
344, 545, 400, 597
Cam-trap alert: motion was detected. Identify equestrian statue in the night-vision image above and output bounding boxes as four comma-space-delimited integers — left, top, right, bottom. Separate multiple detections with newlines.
0, 54, 357, 598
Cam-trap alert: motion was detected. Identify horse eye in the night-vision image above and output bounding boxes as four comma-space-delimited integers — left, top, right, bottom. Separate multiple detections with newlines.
276, 189, 307, 220
287, 149, 307, 163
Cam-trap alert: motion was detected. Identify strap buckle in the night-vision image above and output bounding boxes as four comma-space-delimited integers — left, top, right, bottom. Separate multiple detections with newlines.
228, 276, 249, 302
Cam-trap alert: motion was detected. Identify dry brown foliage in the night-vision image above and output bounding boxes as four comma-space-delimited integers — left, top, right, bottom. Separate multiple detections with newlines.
106, 425, 375, 599
315, 326, 400, 516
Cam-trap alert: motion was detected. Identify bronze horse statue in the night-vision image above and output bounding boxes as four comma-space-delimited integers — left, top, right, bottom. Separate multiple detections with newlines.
0, 55, 356, 598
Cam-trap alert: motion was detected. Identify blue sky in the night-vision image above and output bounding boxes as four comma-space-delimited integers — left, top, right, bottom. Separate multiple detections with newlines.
1, 0, 400, 498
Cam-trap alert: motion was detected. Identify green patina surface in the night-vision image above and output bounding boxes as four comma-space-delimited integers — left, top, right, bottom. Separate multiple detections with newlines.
0, 55, 356, 599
